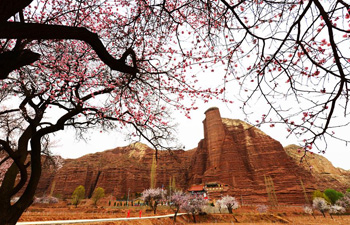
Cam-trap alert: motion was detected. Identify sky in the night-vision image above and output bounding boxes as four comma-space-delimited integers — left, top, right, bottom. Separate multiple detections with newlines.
47, 1, 350, 171
52, 96, 350, 170
49, 55, 350, 171
45, 44, 350, 171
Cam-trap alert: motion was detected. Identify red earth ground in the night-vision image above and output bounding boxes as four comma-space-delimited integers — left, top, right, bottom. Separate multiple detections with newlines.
18, 200, 350, 225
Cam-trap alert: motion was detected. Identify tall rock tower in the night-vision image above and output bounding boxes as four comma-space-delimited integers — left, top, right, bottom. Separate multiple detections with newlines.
189, 107, 317, 205
202, 107, 225, 174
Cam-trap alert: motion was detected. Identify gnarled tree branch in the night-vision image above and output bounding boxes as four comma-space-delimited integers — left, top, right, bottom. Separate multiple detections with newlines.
0, 22, 139, 79
0, 0, 33, 22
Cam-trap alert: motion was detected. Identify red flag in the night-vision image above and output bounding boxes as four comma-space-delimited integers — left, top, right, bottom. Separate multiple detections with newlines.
127, 209, 130, 218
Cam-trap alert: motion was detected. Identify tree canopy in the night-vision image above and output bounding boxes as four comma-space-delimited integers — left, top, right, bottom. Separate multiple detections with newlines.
1, 0, 349, 152
141, 188, 166, 214
91, 187, 105, 206
324, 189, 344, 205
71, 185, 85, 207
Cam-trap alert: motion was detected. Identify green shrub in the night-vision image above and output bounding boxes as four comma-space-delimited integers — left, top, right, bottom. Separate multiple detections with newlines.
71, 185, 85, 207
312, 190, 331, 203
324, 189, 343, 205
91, 187, 105, 206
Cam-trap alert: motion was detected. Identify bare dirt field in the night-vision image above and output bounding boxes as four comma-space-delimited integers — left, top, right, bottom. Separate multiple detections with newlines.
18, 201, 350, 224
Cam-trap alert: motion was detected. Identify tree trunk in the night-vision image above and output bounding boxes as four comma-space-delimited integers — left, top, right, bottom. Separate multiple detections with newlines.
232, 214, 238, 222
173, 207, 179, 222
153, 202, 158, 214
0, 131, 43, 225
192, 212, 196, 223
0, 185, 37, 225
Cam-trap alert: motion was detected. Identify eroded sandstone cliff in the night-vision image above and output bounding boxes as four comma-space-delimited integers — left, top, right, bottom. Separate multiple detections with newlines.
49, 142, 194, 198
34, 107, 349, 205
187, 107, 317, 205
284, 144, 350, 191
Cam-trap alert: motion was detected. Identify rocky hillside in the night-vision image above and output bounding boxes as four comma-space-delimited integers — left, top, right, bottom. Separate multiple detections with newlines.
45, 142, 194, 199
35, 108, 349, 205
284, 144, 350, 191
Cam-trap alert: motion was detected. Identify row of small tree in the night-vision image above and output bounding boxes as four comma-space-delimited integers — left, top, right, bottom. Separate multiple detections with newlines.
71, 185, 105, 208
141, 188, 239, 223
306, 189, 350, 218
313, 189, 344, 205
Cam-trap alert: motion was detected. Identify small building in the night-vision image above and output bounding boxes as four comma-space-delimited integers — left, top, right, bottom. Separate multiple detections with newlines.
204, 182, 229, 192
188, 184, 205, 194
188, 184, 209, 199
188, 182, 230, 200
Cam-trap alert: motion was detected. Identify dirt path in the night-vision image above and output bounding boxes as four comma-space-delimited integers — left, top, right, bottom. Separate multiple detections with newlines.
17, 213, 187, 224
18, 203, 350, 224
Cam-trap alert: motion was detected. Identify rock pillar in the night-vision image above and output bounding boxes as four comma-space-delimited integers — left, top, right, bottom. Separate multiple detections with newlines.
203, 107, 225, 171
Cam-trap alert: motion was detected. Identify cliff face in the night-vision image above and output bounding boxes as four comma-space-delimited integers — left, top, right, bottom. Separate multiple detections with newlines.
284, 144, 350, 191
50, 143, 194, 198
188, 107, 317, 205
35, 108, 349, 205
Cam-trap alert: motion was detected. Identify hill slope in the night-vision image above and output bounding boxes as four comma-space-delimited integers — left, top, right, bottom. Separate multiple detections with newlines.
284, 144, 350, 191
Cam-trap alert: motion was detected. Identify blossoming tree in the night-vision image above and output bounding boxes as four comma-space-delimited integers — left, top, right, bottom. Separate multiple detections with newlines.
141, 188, 166, 214
181, 194, 207, 223
216, 195, 239, 222
2, 0, 350, 151
329, 205, 346, 217
303, 205, 316, 219
336, 192, 350, 209
0, 1, 215, 224
170, 190, 189, 222
313, 197, 330, 217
